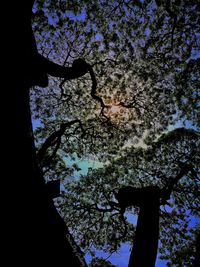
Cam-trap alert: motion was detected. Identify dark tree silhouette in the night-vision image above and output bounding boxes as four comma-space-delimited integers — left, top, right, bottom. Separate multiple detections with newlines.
114, 186, 160, 267
115, 162, 194, 267
7, 1, 88, 265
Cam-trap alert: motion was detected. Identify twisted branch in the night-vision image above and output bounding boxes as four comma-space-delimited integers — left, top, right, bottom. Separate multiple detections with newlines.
88, 65, 111, 120
37, 119, 85, 167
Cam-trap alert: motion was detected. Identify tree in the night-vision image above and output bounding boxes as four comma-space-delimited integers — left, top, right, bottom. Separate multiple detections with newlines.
8, 1, 89, 266
60, 128, 199, 266
8, 0, 199, 266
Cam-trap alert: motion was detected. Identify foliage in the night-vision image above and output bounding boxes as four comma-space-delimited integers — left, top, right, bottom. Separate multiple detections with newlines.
31, 1, 199, 166
59, 128, 199, 262
159, 223, 199, 267
31, 1, 200, 265
89, 257, 116, 267
175, 58, 200, 127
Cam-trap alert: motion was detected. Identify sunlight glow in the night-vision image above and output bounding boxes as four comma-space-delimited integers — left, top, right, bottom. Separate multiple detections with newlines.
107, 103, 131, 121
110, 105, 121, 114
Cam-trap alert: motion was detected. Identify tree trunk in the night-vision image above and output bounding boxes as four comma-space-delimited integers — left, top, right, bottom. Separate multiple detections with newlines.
5, 2, 87, 266
193, 232, 200, 267
7, 83, 85, 266
128, 200, 160, 267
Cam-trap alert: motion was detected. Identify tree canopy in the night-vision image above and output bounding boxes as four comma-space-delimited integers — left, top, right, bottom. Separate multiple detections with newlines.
30, 1, 200, 266
60, 128, 199, 266
32, 0, 199, 158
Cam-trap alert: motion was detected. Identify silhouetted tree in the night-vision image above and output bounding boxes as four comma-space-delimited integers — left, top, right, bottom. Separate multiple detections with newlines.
9, 1, 88, 265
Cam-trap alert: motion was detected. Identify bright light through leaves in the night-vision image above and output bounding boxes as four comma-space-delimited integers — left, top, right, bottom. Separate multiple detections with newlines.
107, 105, 121, 119
109, 105, 121, 115
105, 103, 135, 125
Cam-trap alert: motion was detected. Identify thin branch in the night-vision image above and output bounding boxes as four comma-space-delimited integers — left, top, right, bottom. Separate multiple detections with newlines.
37, 119, 84, 166
160, 163, 195, 203
93, 203, 116, 213
59, 49, 73, 99
170, 16, 177, 50
91, 58, 119, 67
88, 65, 111, 113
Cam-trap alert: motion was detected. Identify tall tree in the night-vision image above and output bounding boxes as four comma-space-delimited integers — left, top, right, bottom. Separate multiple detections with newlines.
8, 1, 88, 265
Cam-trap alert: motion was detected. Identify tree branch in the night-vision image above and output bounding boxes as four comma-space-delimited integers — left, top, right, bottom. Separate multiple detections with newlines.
88, 65, 111, 120
160, 163, 195, 203
37, 119, 84, 166
39, 55, 89, 80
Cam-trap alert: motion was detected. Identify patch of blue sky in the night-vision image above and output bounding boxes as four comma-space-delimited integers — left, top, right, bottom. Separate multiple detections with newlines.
85, 243, 168, 267
45, 8, 86, 26
125, 212, 137, 225
85, 243, 130, 267
161, 203, 199, 230
191, 34, 200, 59
95, 33, 104, 41
32, 118, 41, 130
168, 117, 197, 132
189, 215, 200, 228
145, 27, 151, 37
65, 9, 86, 21
64, 153, 104, 179
48, 15, 58, 25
